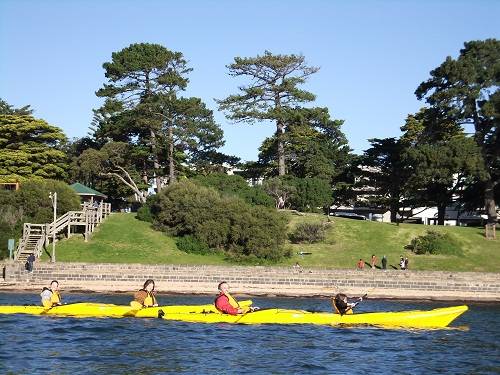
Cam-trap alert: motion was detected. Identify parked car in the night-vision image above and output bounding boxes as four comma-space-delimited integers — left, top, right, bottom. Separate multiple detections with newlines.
331, 212, 367, 220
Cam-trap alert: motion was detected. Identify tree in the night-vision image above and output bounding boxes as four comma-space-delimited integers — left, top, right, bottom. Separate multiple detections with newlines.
96, 43, 191, 191
399, 108, 486, 225
0, 115, 68, 180
151, 95, 224, 183
0, 98, 33, 116
218, 51, 319, 176
415, 39, 500, 224
262, 177, 297, 209
362, 138, 413, 222
405, 135, 485, 225
257, 107, 350, 181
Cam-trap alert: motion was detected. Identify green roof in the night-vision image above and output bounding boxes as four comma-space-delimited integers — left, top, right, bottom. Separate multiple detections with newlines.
70, 183, 107, 198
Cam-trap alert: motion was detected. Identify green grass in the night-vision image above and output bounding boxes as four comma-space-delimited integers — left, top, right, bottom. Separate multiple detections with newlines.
44, 212, 500, 272
43, 213, 226, 265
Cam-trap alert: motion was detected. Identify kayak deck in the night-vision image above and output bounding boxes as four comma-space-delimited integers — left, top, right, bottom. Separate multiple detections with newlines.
160, 305, 468, 329
0, 300, 253, 318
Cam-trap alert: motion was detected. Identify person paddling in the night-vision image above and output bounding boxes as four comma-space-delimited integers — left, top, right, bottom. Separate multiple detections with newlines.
130, 279, 159, 309
214, 281, 250, 315
40, 280, 62, 309
332, 293, 363, 315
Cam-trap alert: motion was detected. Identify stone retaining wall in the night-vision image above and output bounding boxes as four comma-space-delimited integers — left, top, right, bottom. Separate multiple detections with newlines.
2, 262, 499, 301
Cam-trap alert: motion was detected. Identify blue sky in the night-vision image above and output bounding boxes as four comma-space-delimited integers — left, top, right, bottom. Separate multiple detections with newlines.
1, 0, 499, 161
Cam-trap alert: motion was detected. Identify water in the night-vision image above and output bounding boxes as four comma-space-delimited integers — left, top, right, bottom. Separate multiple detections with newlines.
0, 293, 498, 374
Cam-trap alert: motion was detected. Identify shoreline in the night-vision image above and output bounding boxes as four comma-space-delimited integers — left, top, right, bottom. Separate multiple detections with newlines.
2, 261, 500, 302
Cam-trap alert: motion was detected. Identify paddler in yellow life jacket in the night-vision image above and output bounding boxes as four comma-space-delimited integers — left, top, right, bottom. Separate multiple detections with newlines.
214, 281, 251, 315
40, 280, 62, 309
130, 279, 158, 309
332, 293, 362, 315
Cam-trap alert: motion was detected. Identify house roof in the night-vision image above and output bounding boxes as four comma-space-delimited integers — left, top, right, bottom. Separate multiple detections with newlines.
70, 183, 107, 198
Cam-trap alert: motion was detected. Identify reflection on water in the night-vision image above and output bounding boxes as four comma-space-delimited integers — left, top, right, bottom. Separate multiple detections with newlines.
0, 293, 498, 374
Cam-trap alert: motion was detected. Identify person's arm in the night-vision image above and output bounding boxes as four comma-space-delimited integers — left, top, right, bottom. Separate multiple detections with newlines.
134, 290, 147, 306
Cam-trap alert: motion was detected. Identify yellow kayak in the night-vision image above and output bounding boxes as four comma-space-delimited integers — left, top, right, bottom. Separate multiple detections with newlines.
161, 305, 468, 329
0, 300, 253, 318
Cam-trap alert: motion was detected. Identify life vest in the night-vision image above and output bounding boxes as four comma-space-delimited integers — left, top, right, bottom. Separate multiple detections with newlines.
51, 291, 61, 306
215, 292, 250, 313
41, 290, 61, 308
130, 289, 157, 309
143, 291, 157, 307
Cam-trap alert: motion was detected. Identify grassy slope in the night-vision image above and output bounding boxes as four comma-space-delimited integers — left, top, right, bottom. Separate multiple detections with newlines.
282, 212, 500, 272
46, 213, 226, 265
46, 212, 500, 272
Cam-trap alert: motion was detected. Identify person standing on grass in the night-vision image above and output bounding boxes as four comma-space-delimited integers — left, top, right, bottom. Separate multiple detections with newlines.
400, 256, 406, 270
381, 255, 387, 270
356, 259, 365, 270
370, 254, 377, 269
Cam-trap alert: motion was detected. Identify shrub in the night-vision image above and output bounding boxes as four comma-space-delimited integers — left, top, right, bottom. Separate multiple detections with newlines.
289, 222, 328, 244
408, 231, 463, 256
136, 195, 158, 223
194, 173, 274, 207
176, 235, 214, 255
151, 180, 289, 261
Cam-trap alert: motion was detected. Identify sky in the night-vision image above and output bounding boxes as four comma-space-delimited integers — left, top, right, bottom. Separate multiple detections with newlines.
1, 0, 499, 162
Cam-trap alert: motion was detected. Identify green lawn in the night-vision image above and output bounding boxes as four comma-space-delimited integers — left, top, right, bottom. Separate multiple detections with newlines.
44, 212, 500, 272
44, 213, 226, 265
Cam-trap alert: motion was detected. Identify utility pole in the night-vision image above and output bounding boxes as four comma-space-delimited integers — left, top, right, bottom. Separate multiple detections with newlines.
49, 191, 57, 262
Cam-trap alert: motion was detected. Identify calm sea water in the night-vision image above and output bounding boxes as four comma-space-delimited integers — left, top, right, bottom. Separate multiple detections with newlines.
0, 292, 498, 374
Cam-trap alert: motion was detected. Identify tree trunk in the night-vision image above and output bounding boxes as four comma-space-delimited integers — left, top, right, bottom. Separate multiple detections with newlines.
437, 202, 446, 226
277, 120, 285, 176
168, 124, 175, 184
471, 102, 497, 224
390, 201, 399, 223
484, 178, 497, 224
149, 128, 162, 192
274, 94, 286, 176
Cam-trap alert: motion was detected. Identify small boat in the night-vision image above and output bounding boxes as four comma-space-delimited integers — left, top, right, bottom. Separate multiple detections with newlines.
0, 300, 253, 318
160, 305, 468, 329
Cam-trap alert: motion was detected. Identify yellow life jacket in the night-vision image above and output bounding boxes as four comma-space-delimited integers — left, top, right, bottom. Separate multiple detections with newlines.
226, 292, 250, 313
51, 291, 61, 306
143, 291, 157, 307
130, 290, 157, 309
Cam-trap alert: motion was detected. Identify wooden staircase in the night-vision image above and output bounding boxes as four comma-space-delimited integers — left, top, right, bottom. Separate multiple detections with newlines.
14, 202, 111, 263
15, 224, 45, 263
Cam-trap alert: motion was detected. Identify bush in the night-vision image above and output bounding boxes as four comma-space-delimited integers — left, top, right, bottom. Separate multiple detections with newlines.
289, 222, 328, 243
151, 180, 289, 262
194, 173, 274, 207
136, 195, 158, 223
176, 235, 214, 255
408, 231, 463, 256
